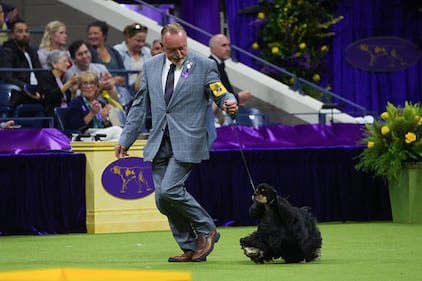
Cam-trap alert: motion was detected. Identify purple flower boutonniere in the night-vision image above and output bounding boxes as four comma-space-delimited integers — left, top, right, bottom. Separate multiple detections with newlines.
181, 61, 193, 78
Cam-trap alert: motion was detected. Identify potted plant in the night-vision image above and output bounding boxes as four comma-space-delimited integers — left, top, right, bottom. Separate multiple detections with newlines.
356, 101, 422, 223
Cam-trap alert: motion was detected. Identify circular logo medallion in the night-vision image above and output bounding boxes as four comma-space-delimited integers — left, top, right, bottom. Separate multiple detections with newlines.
101, 157, 155, 199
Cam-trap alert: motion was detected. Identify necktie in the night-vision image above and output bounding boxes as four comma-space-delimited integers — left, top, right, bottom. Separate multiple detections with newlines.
164, 63, 176, 105
218, 62, 234, 93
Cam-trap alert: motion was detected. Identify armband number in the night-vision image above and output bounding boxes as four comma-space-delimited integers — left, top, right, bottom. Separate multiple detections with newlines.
209, 82, 227, 97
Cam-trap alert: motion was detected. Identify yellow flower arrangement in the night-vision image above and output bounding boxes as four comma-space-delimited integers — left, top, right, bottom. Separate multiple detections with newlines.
356, 101, 422, 182
251, 0, 343, 95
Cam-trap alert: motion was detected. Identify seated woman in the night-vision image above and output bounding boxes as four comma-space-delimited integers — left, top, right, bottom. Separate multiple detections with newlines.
67, 71, 122, 141
38, 20, 70, 69
38, 50, 78, 115
114, 23, 151, 91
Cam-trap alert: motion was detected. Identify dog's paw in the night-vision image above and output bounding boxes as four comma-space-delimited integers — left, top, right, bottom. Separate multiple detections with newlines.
243, 247, 265, 263
311, 248, 321, 261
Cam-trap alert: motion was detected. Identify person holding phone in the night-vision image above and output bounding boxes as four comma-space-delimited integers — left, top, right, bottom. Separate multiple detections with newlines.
0, 19, 43, 108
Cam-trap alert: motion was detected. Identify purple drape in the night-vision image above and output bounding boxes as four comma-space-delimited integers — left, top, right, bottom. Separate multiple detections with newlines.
328, 0, 422, 115
178, 0, 421, 115
179, 0, 220, 45
0, 152, 86, 235
0, 128, 71, 154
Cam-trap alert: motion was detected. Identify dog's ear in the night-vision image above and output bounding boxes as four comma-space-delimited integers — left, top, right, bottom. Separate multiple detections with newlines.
275, 196, 295, 225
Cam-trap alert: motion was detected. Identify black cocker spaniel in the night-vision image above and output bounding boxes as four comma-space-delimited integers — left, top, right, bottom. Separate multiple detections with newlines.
240, 183, 322, 263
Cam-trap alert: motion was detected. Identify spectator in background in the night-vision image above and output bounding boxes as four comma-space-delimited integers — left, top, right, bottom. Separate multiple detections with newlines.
0, 120, 16, 129
209, 34, 252, 126
150, 38, 163, 56
37, 50, 78, 115
114, 23, 151, 90
0, 1, 19, 29
64, 40, 125, 125
38, 20, 70, 69
132, 38, 162, 93
0, 5, 8, 44
0, 19, 43, 108
67, 71, 122, 140
86, 20, 132, 109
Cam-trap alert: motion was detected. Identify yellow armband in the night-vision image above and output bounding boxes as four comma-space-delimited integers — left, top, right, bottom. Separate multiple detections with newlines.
209, 82, 227, 97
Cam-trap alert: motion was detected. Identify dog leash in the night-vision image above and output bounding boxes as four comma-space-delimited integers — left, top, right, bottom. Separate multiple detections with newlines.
231, 120, 256, 193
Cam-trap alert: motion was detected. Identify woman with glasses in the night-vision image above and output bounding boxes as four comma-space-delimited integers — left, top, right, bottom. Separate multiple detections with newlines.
114, 23, 152, 89
67, 71, 122, 141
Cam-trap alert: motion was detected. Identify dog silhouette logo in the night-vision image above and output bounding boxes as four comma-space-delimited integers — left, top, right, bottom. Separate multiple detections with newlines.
345, 36, 421, 72
102, 157, 155, 199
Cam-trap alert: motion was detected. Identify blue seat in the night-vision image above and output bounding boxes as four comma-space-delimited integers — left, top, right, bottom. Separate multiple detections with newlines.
236, 106, 269, 127
0, 82, 20, 118
54, 107, 80, 137
13, 104, 47, 128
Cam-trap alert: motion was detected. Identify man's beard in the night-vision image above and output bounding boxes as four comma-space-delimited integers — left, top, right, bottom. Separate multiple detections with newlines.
15, 38, 30, 50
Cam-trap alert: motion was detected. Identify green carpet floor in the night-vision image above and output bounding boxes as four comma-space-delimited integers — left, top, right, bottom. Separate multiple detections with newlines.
1, 222, 421, 281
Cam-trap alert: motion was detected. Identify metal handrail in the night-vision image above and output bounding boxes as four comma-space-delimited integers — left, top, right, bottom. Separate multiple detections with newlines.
127, 0, 366, 116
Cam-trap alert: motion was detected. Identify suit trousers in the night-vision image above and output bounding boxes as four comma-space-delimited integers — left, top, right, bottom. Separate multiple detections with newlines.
152, 136, 216, 251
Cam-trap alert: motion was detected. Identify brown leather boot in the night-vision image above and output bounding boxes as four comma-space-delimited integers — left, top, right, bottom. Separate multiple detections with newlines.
192, 229, 220, 262
168, 250, 194, 262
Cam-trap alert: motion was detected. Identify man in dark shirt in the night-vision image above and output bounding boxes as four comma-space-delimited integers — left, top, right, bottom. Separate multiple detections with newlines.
0, 19, 43, 107
209, 34, 251, 126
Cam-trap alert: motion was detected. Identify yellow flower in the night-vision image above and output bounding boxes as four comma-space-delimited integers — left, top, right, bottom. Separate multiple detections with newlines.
288, 77, 295, 85
257, 12, 265, 19
271, 46, 279, 54
405, 132, 416, 144
320, 45, 328, 52
380, 112, 389, 120
299, 42, 306, 49
416, 115, 422, 125
367, 141, 375, 148
312, 74, 320, 82
381, 126, 390, 135
251, 42, 259, 50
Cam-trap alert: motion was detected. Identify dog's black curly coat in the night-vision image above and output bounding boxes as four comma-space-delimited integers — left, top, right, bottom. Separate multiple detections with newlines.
240, 183, 322, 263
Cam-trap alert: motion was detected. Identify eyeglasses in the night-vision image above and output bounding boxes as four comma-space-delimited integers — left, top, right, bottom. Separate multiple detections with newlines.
81, 81, 96, 87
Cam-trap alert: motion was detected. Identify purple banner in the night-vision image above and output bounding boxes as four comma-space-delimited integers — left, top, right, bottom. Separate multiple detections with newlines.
213, 123, 365, 150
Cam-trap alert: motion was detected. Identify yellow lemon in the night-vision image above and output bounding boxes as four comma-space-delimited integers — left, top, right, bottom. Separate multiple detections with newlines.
252, 42, 259, 50
312, 74, 320, 82
405, 132, 416, 144
380, 112, 389, 120
271, 46, 279, 54
257, 12, 265, 19
381, 126, 390, 135
299, 42, 306, 49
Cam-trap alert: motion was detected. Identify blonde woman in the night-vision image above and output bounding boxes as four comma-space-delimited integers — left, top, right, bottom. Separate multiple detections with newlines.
38, 20, 69, 69
67, 71, 122, 141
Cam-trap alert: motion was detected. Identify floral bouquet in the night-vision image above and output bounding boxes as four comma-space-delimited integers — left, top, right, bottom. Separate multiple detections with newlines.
356, 101, 422, 182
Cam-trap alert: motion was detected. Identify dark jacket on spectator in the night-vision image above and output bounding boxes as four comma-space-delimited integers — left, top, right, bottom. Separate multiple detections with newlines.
0, 39, 43, 107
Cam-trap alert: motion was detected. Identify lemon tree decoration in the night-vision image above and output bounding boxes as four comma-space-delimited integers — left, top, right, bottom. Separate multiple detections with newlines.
253, 0, 343, 92
356, 102, 422, 182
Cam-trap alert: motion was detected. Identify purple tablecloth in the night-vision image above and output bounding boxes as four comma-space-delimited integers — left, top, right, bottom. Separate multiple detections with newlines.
0, 128, 71, 154
213, 123, 365, 150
